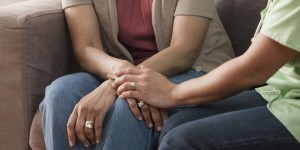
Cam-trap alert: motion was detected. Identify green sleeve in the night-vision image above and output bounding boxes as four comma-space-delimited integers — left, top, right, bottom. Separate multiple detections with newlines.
261, 0, 300, 52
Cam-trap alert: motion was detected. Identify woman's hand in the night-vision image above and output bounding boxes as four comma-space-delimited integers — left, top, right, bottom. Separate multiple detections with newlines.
67, 80, 116, 148
111, 62, 168, 131
112, 66, 177, 109
127, 98, 168, 131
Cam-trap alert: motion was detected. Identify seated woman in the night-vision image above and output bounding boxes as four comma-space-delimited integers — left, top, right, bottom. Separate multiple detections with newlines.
113, 0, 300, 149
39, 0, 234, 149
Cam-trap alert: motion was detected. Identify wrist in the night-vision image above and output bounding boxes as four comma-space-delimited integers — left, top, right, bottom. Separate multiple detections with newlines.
166, 83, 180, 108
107, 59, 133, 79
99, 79, 117, 94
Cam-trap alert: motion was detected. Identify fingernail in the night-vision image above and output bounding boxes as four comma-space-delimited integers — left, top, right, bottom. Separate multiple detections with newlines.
96, 140, 100, 144
157, 126, 161, 131
69, 141, 74, 147
148, 123, 153, 128
138, 117, 143, 121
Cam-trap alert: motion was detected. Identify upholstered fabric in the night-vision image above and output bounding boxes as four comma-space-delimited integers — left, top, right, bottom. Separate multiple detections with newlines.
0, 0, 72, 149
214, 0, 268, 56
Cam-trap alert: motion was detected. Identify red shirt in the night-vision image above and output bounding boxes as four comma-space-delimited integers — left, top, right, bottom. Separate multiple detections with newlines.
116, 0, 158, 65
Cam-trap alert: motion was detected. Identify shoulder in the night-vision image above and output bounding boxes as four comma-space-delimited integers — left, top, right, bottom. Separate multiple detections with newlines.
261, 0, 300, 51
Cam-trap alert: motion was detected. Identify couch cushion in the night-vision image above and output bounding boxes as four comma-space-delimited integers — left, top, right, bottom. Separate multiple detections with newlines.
214, 0, 268, 56
0, 0, 71, 149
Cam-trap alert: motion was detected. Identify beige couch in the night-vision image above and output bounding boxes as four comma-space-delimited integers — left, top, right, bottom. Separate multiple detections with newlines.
0, 0, 75, 149
0, 0, 267, 149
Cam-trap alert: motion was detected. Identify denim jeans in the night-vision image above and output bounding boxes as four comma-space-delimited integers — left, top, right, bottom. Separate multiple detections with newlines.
40, 69, 205, 150
158, 90, 300, 150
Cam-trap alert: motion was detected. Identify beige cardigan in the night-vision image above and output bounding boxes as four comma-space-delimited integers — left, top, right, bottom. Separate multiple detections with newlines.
62, 0, 235, 73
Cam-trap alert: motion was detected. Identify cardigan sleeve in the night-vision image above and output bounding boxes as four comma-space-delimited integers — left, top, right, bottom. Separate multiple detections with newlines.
175, 0, 214, 19
62, 0, 93, 9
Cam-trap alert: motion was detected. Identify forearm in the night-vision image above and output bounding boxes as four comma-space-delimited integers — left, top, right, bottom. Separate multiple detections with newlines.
169, 56, 265, 106
170, 33, 298, 106
65, 5, 134, 80
75, 46, 131, 80
140, 16, 208, 77
140, 45, 198, 77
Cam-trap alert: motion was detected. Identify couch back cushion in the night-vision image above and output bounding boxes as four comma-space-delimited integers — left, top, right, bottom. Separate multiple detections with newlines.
214, 0, 268, 56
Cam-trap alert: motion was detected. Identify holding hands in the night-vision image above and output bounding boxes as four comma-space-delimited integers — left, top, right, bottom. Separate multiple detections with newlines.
112, 66, 177, 109
67, 62, 168, 148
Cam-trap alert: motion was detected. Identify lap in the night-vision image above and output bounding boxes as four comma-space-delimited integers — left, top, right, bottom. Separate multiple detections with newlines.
159, 106, 300, 150
160, 90, 267, 141
40, 72, 102, 109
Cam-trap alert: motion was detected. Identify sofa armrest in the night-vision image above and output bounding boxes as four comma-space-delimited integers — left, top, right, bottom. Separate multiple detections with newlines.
0, 0, 72, 149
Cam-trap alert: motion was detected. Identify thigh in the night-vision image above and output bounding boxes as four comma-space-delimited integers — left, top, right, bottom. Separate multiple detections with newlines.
96, 98, 158, 150
160, 90, 267, 142
159, 106, 300, 150
40, 72, 103, 112
39, 72, 104, 149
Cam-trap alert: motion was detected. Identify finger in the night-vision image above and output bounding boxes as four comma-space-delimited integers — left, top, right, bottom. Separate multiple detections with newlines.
127, 98, 143, 121
120, 91, 144, 101
76, 110, 90, 148
113, 68, 142, 77
112, 74, 138, 89
116, 82, 139, 96
140, 103, 153, 128
160, 110, 168, 124
67, 109, 77, 147
149, 106, 162, 131
94, 115, 104, 144
84, 116, 95, 144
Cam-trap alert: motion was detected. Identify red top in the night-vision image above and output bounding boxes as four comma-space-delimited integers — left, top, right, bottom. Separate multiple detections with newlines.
116, 0, 158, 65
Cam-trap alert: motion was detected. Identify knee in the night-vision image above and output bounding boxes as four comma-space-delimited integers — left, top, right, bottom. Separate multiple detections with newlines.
41, 76, 72, 110
159, 112, 188, 143
110, 98, 132, 115
159, 129, 186, 150
41, 73, 99, 108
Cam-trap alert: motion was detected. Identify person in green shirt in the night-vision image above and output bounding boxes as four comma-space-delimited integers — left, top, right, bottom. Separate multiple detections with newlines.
112, 0, 300, 149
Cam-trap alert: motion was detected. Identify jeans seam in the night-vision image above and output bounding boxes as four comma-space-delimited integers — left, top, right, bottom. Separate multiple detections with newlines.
146, 128, 153, 150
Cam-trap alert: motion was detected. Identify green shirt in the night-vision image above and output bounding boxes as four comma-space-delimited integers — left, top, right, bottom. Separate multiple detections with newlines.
255, 0, 300, 142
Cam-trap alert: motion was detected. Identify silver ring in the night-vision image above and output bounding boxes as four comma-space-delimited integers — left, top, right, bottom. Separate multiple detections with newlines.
137, 101, 144, 108
85, 121, 94, 129
130, 82, 136, 90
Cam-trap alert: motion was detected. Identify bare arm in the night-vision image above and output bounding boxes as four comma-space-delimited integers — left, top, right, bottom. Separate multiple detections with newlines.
171, 33, 298, 106
140, 16, 209, 77
113, 33, 298, 109
66, 5, 209, 78
65, 5, 133, 79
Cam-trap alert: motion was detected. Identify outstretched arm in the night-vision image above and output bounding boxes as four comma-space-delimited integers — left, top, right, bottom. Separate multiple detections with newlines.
113, 33, 298, 108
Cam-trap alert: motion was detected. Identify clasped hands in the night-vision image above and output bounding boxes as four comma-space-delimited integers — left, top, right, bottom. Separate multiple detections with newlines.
67, 66, 174, 148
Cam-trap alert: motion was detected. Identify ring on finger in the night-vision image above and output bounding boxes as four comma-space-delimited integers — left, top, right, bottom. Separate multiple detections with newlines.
129, 82, 136, 90
85, 121, 94, 129
137, 101, 144, 108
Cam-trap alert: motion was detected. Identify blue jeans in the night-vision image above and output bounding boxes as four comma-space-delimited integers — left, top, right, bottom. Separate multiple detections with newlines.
40, 69, 205, 150
159, 90, 300, 150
